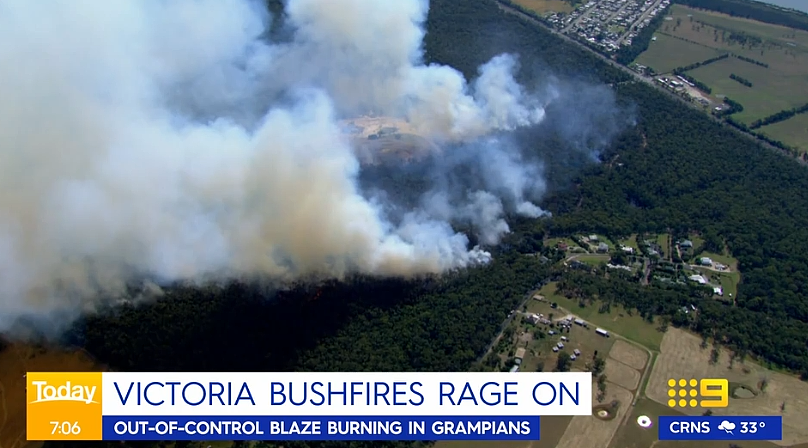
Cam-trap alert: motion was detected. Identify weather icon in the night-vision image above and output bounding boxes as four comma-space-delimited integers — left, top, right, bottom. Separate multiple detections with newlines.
637, 415, 653, 428
718, 420, 736, 434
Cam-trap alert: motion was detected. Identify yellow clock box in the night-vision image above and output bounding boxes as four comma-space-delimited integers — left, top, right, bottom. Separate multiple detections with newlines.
26, 372, 103, 441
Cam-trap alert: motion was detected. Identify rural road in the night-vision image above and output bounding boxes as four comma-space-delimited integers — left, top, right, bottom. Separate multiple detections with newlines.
565, 252, 590, 262
619, 0, 666, 45
605, 1, 636, 41
475, 286, 543, 364
640, 258, 651, 285
493, 0, 806, 164
689, 264, 732, 273
561, 2, 598, 33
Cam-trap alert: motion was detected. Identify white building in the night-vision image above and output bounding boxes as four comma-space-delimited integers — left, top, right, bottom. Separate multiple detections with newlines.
688, 274, 707, 284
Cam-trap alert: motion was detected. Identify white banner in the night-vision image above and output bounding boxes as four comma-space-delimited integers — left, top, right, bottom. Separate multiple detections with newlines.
99, 372, 592, 416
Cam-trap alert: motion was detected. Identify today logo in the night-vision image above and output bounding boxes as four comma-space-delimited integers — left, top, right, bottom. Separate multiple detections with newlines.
30, 380, 98, 405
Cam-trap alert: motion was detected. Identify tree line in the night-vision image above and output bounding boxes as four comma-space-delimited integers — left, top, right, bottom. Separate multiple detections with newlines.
729, 73, 752, 87
749, 102, 808, 129
723, 116, 806, 159
673, 53, 729, 73
735, 54, 768, 68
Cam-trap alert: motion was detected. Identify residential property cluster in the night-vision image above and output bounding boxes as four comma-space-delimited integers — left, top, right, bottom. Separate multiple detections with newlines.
554, 233, 736, 302
509, 311, 607, 373
546, 0, 670, 52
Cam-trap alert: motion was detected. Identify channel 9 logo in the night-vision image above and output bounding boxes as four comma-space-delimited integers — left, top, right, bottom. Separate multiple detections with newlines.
666, 378, 729, 408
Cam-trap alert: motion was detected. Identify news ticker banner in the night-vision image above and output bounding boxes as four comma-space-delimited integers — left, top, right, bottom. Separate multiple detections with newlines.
27, 371, 591, 441
658, 416, 783, 441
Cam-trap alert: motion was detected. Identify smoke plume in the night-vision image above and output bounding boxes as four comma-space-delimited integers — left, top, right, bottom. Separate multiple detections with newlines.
0, 0, 624, 329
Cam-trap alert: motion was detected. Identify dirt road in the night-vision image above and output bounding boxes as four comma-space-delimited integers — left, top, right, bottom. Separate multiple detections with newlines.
618, 0, 666, 45
475, 287, 544, 364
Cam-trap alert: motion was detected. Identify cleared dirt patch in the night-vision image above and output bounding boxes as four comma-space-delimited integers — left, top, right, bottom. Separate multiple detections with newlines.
0, 342, 103, 448
555, 382, 633, 448
646, 328, 808, 446
608, 340, 648, 370
604, 359, 641, 391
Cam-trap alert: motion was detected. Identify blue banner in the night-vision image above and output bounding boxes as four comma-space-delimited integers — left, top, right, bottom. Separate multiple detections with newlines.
658, 416, 782, 441
102, 416, 541, 441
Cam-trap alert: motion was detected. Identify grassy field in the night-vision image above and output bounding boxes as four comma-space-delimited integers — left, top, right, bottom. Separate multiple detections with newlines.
635, 32, 723, 74
690, 249, 741, 297
634, 4, 808, 150
655, 233, 669, 258
539, 283, 664, 351
511, 0, 573, 15
656, 5, 808, 71
699, 250, 738, 269
618, 234, 640, 251
668, 5, 808, 51
554, 341, 648, 448
576, 254, 610, 265
758, 112, 808, 154
712, 270, 741, 298
686, 56, 804, 123
687, 233, 705, 250
526, 295, 562, 316
545, 236, 578, 249
594, 235, 616, 249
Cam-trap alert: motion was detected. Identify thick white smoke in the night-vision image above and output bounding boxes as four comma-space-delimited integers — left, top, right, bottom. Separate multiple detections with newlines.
0, 0, 570, 328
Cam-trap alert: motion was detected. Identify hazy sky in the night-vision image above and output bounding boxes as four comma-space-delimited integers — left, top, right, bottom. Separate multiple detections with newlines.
759, 0, 808, 14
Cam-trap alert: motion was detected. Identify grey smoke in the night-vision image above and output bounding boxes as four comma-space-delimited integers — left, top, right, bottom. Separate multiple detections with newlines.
0, 0, 623, 330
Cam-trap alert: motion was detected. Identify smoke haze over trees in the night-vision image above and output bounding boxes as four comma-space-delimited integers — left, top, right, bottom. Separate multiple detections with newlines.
0, 0, 627, 332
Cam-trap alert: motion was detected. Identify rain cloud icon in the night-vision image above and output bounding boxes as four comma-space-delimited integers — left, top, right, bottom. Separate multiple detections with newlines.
718, 420, 736, 434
